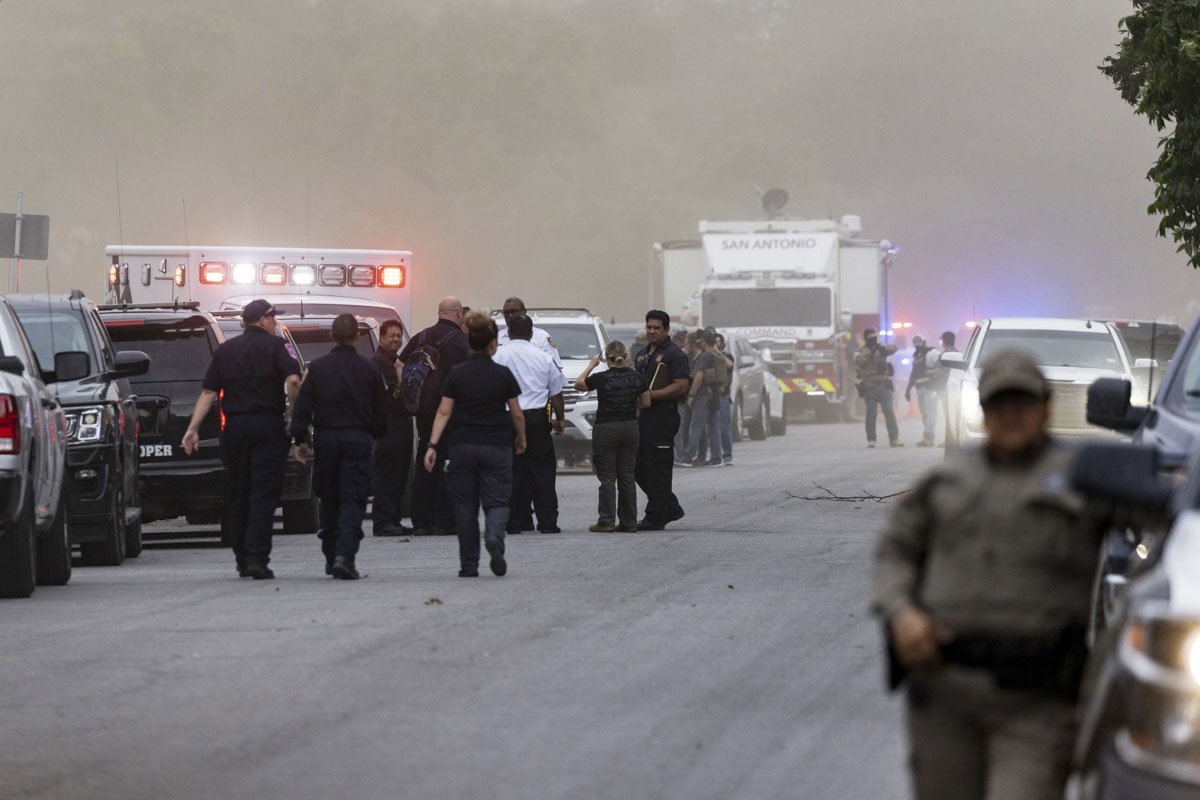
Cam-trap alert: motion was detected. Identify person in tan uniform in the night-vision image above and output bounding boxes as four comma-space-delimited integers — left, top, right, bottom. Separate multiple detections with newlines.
872, 350, 1098, 800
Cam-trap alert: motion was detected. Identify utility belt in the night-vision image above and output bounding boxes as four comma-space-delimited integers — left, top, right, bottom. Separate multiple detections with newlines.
940, 623, 1087, 701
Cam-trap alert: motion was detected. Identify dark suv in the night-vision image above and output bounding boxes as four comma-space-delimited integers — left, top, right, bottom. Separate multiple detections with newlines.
10, 292, 149, 565
105, 304, 318, 535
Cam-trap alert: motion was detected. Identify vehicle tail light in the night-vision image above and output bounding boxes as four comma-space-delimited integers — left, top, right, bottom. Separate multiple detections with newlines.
379, 265, 405, 288
218, 389, 226, 432
348, 265, 376, 288
174, 265, 186, 287
103, 319, 146, 327
200, 262, 228, 284
319, 264, 347, 287
0, 394, 20, 454
260, 264, 287, 286
107, 263, 119, 286
231, 262, 256, 285
290, 265, 316, 286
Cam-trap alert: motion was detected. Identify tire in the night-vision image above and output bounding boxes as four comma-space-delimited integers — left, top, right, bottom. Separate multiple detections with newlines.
36, 490, 71, 586
282, 496, 320, 535
769, 415, 787, 436
80, 485, 126, 567
124, 489, 143, 559
748, 400, 768, 441
732, 397, 744, 443
0, 483, 37, 598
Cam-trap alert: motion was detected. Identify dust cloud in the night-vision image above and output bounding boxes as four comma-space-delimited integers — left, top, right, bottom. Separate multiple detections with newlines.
0, 0, 1192, 331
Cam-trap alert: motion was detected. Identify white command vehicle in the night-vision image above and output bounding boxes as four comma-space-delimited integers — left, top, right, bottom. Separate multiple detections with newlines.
105, 245, 412, 331
679, 215, 891, 421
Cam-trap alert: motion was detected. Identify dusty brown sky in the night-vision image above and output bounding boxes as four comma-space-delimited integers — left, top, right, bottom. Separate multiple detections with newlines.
0, 0, 1193, 333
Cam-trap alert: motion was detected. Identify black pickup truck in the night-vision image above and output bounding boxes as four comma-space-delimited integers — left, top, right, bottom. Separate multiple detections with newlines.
101, 303, 318, 535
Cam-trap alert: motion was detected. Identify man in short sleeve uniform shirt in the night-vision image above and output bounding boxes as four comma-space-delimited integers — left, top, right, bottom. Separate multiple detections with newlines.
633, 310, 691, 530
182, 299, 302, 579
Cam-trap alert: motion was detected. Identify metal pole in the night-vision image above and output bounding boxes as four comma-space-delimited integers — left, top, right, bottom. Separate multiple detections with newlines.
11, 192, 22, 293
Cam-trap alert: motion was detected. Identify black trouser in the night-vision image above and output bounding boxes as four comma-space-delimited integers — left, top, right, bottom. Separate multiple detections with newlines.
314, 427, 373, 562
371, 414, 413, 530
444, 443, 512, 571
509, 410, 558, 533
636, 404, 683, 526
592, 419, 639, 527
412, 434, 454, 533
221, 414, 289, 568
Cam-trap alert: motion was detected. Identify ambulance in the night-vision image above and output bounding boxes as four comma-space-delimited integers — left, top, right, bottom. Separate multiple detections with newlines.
105, 245, 413, 331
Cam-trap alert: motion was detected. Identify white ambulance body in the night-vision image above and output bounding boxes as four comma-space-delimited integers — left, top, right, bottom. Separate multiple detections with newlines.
105, 245, 412, 329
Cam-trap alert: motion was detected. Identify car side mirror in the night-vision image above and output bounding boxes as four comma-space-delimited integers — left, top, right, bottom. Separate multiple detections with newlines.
1071, 442, 1172, 513
112, 350, 150, 378
1087, 377, 1146, 432
939, 352, 967, 370
0, 356, 24, 376
53, 351, 90, 382
739, 355, 755, 369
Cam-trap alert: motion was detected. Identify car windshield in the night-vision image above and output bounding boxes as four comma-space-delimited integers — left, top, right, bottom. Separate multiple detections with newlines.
539, 323, 604, 360
288, 327, 375, 361
977, 329, 1121, 370
1115, 323, 1184, 364
701, 287, 832, 328
14, 307, 96, 374
106, 317, 216, 382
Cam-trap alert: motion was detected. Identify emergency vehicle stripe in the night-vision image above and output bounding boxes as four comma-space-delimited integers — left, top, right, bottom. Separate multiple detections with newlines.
779, 379, 792, 394
817, 378, 836, 393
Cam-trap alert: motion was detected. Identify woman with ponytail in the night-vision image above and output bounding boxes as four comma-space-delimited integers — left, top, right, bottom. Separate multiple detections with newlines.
424, 311, 526, 577
575, 340, 650, 532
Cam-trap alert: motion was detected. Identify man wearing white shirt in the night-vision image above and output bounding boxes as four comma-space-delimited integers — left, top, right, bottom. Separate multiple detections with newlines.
497, 297, 567, 388
493, 314, 565, 534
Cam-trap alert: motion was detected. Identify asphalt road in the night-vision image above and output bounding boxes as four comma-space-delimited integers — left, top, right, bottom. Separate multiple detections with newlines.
1, 417, 940, 800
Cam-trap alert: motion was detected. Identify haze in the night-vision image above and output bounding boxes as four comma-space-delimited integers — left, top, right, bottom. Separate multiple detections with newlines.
0, 0, 1192, 332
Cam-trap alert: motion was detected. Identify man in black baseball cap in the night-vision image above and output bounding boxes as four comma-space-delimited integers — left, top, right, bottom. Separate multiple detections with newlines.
241, 299, 282, 325
182, 297, 301, 579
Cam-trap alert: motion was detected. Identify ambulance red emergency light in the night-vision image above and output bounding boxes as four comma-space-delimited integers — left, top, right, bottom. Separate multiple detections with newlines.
105, 245, 412, 330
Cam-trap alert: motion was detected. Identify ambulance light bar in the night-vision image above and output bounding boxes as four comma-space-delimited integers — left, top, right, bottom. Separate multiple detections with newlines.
379, 266, 405, 288
182, 261, 406, 289
348, 265, 376, 288
290, 265, 316, 286
319, 265, 346, 288
200, 262, 227, 284
231, 262, 256, 285
260, 264, 287, 286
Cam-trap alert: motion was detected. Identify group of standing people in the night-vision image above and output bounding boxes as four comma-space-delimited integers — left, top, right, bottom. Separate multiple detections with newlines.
853, 328, 958, 448
673, 327, 734, 467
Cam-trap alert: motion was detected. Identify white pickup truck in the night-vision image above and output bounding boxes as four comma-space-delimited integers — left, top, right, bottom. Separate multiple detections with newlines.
0, 297, 71, 598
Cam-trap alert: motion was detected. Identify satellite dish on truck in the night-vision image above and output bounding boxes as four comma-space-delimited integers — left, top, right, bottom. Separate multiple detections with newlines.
761, 188, 789, 218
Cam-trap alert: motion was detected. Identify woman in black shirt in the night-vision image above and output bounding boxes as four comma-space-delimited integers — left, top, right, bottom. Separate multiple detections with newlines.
576, 341, 649, 532
424, 311, 526, 577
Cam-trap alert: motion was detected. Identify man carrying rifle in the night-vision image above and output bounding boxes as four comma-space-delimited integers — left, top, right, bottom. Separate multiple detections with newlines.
872, 350, 1097, 800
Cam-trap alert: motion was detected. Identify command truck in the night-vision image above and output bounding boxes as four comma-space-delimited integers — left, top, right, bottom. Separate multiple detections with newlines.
676, 215, 892, 421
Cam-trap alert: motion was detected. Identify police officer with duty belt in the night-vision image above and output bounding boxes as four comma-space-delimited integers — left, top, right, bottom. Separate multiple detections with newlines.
633, 309, 690, 530
290, 314, 388, 580
371, 318, 414, 536
183, 299, 301, 580
872, 350, 1098, 800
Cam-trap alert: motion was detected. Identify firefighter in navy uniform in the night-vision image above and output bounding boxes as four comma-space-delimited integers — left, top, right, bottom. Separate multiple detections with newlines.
873, 350, 1098, 800
182, 299, 301, 580
633, 310, 690, 531
290, 314, 388, 580
371, 319, 414, 536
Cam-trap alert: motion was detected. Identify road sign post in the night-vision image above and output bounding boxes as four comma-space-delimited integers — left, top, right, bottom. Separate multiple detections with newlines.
0, 193, 50, 292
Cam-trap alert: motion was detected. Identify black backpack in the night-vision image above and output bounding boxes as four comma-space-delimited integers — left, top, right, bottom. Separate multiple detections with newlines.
399, 330, 455, 415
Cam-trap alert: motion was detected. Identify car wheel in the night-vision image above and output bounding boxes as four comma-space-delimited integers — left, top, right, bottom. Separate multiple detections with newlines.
80, 484, 126, 567
124, 487, 143, 559
732, 397, 744, 443
36, 489, 71, 586
769, 414, 787, 436
748, 400, 768, 441
282, 496, 320, 535
0, 483, 37, 598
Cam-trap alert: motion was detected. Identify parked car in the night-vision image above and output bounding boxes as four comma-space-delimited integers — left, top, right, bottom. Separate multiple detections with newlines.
101, 304, 318, 535
942, 318, 1134, 452
723, 330, 786, 441
0, 296, 71, 597
1067, 440, 1200, 799
11, 292, 149, 565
